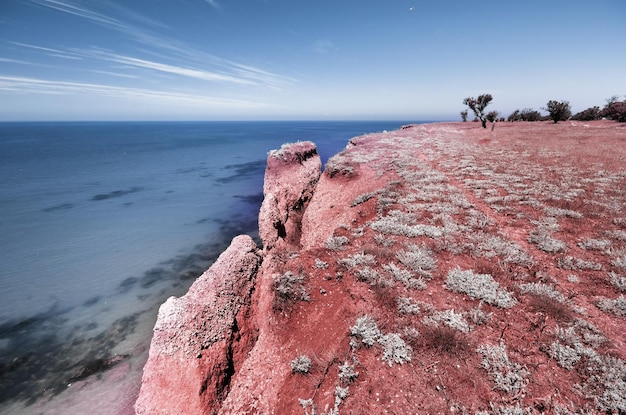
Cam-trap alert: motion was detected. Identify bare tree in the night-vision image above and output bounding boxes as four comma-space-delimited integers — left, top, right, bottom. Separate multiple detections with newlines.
463, 94, 493, 128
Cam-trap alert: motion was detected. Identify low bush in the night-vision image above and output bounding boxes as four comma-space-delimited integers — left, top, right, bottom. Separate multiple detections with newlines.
379, 333, 412, 367
557, 256, 602, 271
397, 297, 421, 315
338, 252, 376, 269
578, 238, 611, 251
396, 244, 437, 278
338, 361, 359, 385
326, 235, 349, 251
290, 355, 312, 374
612, 252, 626, 271
527, 294, 573, 322
576, 354, 626, 412
314, 258, 329, 269
596, 295, 626, 317
477, 342, 529, 396
445, 268, 518, 308
422, 326, 470, 355
572, 106, 602, 121
423, 309, 472, 333
528, 229, 567, 253
350, 315, 381, 348
325, 155, 356, 178
354, 266, 379, 285
602, 100, 626, 122
508, 108, 543, 122
546, 325, 598, 370
468, 304, 492, 325
383, 262, 426, 290
609, 271, 626, 292
273, 271, 310, 312
519, 282, 566, 303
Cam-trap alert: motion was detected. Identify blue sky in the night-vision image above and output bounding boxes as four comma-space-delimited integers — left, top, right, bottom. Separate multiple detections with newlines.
1, 0, 625, 121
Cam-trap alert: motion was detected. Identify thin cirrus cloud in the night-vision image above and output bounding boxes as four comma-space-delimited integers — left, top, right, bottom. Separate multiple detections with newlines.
95, 52, 258, 86
9, 42, 84, 61
27, 0, 130, 32
205, 0, 220, 10
19, 0, 296, 92
76, 47, 297, 91
0, 75, 269, 109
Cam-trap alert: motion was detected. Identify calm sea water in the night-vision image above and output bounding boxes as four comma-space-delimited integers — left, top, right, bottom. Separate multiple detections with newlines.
0, 120, 420, 414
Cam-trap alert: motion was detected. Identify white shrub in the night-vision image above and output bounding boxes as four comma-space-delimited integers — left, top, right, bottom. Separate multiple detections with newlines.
350, 315, 381, 348
519, 282, 566, 303
326, 235, 349, 251
609, 271, 626, 292
528, 229, 567, 253
445, 268, 517, 309
290, 355, 312, 374
477, 343, 528, 395
423, 309, 472, 333
338, 252, 376, 268
383, 262, 426, 290
397, 297, 421, 315
379, 333, 412, 367
396, 244, 437, 278
579, 238, 611, 251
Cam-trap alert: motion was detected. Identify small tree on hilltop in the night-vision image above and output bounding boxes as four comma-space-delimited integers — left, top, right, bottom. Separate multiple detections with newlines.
460, 110, 468, 122
572, 106, 601, 121
463, 94, 493, 128
543, 100, 571, 124
520, 108, 543, 122
508, 110, 521, 122
486, 111, 499, 123
602, 96, 626, 122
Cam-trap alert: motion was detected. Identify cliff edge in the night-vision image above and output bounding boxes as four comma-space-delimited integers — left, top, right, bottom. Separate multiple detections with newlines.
136, 121, 626, 414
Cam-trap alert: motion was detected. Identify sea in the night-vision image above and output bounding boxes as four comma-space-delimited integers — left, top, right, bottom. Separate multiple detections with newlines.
0, 120, 420, 414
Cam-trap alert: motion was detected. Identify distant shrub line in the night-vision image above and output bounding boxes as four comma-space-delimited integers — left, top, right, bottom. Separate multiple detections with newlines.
462, 94, 626, 124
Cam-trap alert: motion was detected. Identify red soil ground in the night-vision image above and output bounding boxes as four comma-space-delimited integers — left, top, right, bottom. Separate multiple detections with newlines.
263, 121, 626, 414
137, 120, 626, 415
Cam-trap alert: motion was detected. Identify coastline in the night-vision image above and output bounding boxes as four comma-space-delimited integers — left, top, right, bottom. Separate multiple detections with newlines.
0, 120, 417, 414
135, 120, 626, 414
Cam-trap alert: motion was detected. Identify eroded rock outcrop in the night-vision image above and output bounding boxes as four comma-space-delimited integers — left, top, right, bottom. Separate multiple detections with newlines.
135, 235, 261, 415
258, 141, 321, 252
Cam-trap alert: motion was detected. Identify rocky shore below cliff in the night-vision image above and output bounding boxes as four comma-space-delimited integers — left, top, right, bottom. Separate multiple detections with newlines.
136, 121, 626, 414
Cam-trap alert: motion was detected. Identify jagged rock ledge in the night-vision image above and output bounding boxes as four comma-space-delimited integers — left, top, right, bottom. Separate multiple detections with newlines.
135, 140, 323, 415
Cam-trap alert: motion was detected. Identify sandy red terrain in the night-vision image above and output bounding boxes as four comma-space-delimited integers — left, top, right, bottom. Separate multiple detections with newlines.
137, 120, 626, 414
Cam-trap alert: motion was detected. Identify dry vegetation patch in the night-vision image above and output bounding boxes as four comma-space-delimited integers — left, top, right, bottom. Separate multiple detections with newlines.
266, 121, 626, 414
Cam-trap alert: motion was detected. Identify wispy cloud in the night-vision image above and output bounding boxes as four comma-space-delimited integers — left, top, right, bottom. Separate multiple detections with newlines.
89, 69, 138, 79
28, 0, 126, 31
99, 53, 256, 85
22, 0, 297, 92
9, 42, 83, 60
0, 75, 268, 108
205, 0, 220, 10
0, 57, 33, 65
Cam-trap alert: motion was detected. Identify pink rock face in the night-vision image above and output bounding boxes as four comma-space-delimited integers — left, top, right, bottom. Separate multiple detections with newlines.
134, 235, 261, 415
258, 141, 321, 252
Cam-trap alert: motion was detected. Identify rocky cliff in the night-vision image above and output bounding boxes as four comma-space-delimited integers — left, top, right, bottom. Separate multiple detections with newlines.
136, 122, 626, 414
